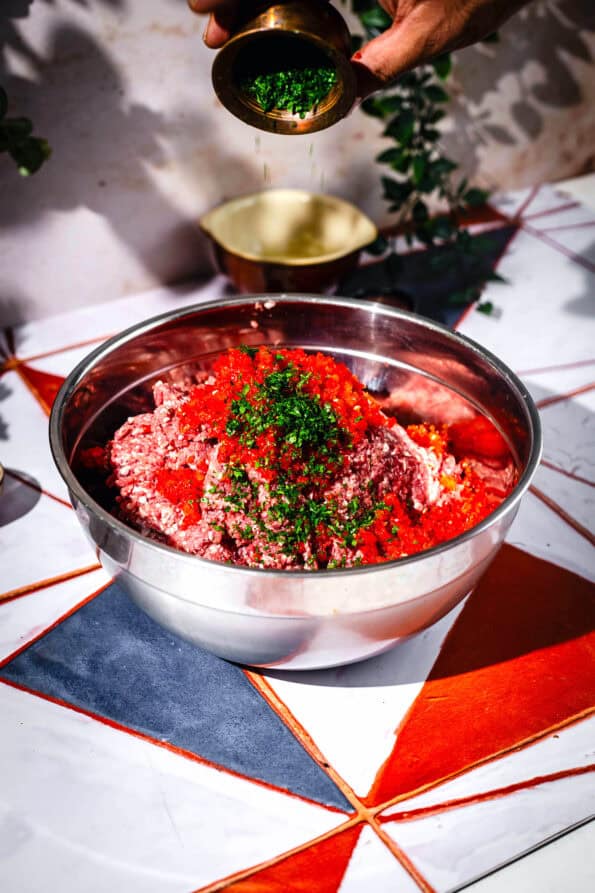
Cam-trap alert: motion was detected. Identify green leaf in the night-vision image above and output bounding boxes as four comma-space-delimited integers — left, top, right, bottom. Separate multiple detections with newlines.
399, 72, 425, 89
426, 108, 447, 124
456, 177, 469, 197
376, 147, 410, 172
448, 287, 477, 306
432, 215, 457, 240
416, 226, 435, 247
464, 187, 489, 207
424, 84, 449, 104
412, 155, 426, 185
360, 97, 386, 118
363, 94, 403, 119
432, 54, 452, 80
351, 34, 364, 54
412, 199, 429, 223
9, 137, 51, 176
381, 176, 413, 205
351, 0, 378, 12
477, 301, 495, 315
486, 270, 507, 284
365, 234, 389, 256
360, 7, 393, 32
430, 157, 458, 178
384, 109, 415, 144
2, 116, 34, 143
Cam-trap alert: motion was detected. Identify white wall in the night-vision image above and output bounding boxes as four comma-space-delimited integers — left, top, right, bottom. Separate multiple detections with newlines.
1, 1, 594, 325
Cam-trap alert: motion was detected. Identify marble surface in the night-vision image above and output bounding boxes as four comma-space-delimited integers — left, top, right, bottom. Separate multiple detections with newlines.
1, 182, 594, 892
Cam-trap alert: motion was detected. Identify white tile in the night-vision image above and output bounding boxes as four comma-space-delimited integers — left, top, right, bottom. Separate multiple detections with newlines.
458, 229, 595, 370
24, 343, 109, 379
0, 371, 68, 500
490, 187, 535, 220
516, 185, 573, 221
527, 205, 595, 232
537, 389, 595, 482
464, 819, 595, 893
541, 227, 595, 266
532, 463, 594, 535
521, 365, 595, 400
0, 477, 97, 595
382, 716, 595, 816
339, 824, 420, 893
381, 772, 594, 893
13, 278, 228, 360
0, 682, 343, 893
557, 174, 595, 216
507, 490, 594, 582
0, 568, 110, 664
490, 185, 576, 223
265, 602, 465, 798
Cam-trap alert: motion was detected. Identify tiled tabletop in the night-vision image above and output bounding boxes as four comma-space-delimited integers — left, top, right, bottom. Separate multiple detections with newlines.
1, 182, 594, 893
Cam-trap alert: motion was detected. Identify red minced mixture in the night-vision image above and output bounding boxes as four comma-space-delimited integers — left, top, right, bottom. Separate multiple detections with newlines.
89, 346, 514, 570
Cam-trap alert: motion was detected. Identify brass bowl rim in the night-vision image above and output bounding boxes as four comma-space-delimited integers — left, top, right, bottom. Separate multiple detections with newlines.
212, 26, 357, 135
199, 188, 378, 266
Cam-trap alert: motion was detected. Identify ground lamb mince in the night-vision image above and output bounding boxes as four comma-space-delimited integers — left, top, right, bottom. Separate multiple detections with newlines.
102, 346, 513, 569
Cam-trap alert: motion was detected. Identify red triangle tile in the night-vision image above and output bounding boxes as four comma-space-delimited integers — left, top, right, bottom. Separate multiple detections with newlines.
367, 544, 595, 806
223, 825, 362, 892
18, 364, 65, 414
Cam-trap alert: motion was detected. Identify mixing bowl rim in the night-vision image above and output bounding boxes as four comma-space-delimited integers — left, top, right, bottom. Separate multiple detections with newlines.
49, 293, 542, 581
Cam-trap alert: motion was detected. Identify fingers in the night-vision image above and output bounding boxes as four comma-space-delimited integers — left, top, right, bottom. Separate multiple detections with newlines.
187, 0, 231, 12
203, 11, 234, 48
188, 0, 239, 48
352, 19, 435, 99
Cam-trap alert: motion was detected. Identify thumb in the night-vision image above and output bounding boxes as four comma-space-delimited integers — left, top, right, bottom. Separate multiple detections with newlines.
351, 20, 435, 99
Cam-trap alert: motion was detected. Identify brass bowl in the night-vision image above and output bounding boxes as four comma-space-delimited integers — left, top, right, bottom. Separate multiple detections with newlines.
200, 188, 378, 293
212, 0, 357, 134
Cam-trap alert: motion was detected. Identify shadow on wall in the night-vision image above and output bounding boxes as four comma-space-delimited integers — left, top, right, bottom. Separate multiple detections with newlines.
443, 0, 595, 182
0, 0, 261, 326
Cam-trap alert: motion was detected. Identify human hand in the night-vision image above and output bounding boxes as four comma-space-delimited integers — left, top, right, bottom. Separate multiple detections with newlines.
350, 0, 530, 97
188, 1, 530, 98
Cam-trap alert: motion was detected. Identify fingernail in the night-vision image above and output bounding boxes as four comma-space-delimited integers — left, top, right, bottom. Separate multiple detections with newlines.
203, 16, 214, 45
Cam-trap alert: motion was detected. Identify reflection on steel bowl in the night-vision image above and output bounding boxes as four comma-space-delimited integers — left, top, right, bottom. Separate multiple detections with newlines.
49, 296, 542, 670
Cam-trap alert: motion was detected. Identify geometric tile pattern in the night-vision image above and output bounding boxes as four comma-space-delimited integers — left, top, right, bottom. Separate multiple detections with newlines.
365, 544, 595, 807
0, 582, 352, 812
1, 188, 594, 891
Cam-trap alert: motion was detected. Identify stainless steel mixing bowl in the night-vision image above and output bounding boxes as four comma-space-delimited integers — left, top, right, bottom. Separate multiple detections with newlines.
49, 296, 541, 670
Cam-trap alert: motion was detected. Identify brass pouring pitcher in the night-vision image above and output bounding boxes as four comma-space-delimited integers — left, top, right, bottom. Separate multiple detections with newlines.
211, 1, 357, 134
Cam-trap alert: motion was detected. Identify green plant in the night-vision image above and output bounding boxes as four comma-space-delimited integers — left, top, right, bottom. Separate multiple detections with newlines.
0, 86, 51, 176
350, 1, 501, 311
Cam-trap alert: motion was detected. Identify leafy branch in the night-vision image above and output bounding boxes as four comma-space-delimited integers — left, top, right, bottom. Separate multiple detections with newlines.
0, 86, 51, 176
350, 1, 499, 312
